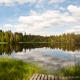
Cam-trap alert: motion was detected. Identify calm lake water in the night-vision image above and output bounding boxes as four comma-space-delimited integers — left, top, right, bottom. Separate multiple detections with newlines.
0, 43, 80, 70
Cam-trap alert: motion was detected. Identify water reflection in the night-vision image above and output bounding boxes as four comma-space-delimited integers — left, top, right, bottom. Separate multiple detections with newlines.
0, 43, 80, 55
0, 43, 80, 70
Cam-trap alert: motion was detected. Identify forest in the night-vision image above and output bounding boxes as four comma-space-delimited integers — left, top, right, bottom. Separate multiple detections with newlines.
0, 30, 80, 44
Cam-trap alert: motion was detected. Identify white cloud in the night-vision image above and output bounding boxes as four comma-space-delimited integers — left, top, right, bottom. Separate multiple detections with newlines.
0, 0, 65, 6
0, 0, 36, 6
15, 0, 36, 4
63, 5, 80, 34
54, 5, 59, 8
35, 0, 44, 8
0, 0, 14, 6
49, 0, 65, 4
2, 5, 79, 36
30, 10, 37, 16
13, 9, 77, 35
4, 24, 13, 28
66, 26, 80, 34
59, 7, 65, 10
67, 5, 80, 20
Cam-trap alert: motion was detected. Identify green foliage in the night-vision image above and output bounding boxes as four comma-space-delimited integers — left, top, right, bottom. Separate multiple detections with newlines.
58, 65, 80, 80
0, 58, 41, 80
0, 30, 3, 42
0, 30, 80, 44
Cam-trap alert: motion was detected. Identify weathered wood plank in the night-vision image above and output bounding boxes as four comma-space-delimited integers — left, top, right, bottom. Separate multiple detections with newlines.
51, 75, 54, 80
65, 77, 69, 80
58, 76, 62, 80
61, 77, 66, 80
48, 75, 51, 80
30, 73, 70, 80
54, 76, 59, 80
37, 74, 41, 80
44, 75, 48, 80
33, 73, 38, 80
41, 74, 45, 80
57, 76, 60, 80
30, 73, 36, 80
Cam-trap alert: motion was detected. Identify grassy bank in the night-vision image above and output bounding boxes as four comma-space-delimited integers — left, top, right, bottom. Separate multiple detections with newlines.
58, 65, 80, 80
0, 58, 80, 80
0, 58, 42, 80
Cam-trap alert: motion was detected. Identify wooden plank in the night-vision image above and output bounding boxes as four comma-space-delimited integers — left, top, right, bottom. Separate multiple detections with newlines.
30, 73, 36, 80
30, 73, 70, 80
61, 77, 66, 80
51, 75, 54, 80
57, 76, 60, 80
47, 75, 51, 80
54, 76, 59, 80
41, 74, 45, 80
44, 75, 48, 80
33, 73, 38, 80
37, 74, 41, 80
54, 76, 58, 80
65, 77, 68, 80
58, 76, 62, 80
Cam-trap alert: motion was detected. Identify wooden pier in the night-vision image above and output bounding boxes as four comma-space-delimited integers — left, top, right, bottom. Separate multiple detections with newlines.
30, 73, 69, 80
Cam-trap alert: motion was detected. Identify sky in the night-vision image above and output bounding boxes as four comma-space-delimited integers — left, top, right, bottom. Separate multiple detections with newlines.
0, 0, 80, 36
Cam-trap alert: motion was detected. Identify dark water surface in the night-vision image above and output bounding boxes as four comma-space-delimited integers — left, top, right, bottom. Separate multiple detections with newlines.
0, 43, 80, 70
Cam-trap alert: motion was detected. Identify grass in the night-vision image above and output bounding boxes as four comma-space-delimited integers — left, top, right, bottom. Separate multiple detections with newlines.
0, 58, 42, 80
0, 58, 80, 80
58, 65, 80, 80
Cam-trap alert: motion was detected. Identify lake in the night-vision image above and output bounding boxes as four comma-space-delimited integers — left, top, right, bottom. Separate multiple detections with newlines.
0, 43, 80, 70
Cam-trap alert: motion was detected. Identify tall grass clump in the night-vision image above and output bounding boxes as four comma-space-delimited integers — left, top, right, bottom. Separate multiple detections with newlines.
59, 65, 80, 80
0, 58, 40, 80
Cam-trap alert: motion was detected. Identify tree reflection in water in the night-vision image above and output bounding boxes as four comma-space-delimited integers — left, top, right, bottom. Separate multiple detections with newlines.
0, 43, 80, 55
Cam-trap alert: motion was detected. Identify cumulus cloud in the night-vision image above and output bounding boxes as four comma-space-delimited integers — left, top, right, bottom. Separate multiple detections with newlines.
0, 0, 65, 6
14, 9, 76, 35
67, 5, 80, 20
2, 5, 80, 35
30, 10, 37, 16
59, 7, 65, 10
49, 0, 65, 4
0, 0, 36, 6
0, 0, 14, 6
4, 24, 13, 28
35, 0, 44, 8
66, 26, 80, 34
64, 5, 80, 34
15, 0, 36, 4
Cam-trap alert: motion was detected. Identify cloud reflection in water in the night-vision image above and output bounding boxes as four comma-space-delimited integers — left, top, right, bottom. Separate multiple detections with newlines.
9, 48, 80, 70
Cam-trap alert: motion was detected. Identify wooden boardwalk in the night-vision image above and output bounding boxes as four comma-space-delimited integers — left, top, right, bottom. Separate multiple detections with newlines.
30, 73, 69, 80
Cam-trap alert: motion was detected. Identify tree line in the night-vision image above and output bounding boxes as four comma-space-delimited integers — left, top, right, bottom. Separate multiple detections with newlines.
0, 30, 80, 44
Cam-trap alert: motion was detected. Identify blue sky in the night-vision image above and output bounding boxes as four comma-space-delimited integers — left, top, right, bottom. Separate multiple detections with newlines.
0, 0, 80, 36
